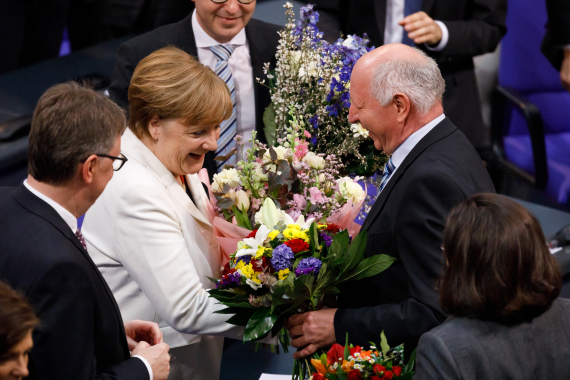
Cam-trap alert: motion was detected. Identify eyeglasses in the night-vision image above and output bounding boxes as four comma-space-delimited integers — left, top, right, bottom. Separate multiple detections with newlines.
210, 0, 256, 4
96, 153, 128, 171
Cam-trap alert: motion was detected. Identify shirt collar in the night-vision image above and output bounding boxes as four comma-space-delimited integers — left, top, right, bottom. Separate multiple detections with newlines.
192, 9, 246, 48
391, 114, 446, 168
23, 180, 78, 232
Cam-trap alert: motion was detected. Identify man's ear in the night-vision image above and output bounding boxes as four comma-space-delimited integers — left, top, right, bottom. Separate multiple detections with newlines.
82, 155, 98, 184
148, 115, 162, 140
393, 93, 411, 123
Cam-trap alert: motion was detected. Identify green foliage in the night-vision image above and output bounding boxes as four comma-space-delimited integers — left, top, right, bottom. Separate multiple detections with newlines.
244, 307, 278, 341
263, 103, 277, 146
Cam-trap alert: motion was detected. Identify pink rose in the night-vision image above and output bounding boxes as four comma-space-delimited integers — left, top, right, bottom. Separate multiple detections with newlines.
304, 130, 312, 138
309, 187, 324, 204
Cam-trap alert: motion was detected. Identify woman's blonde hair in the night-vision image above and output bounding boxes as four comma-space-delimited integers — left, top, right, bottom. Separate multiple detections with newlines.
128, 46, 233, 138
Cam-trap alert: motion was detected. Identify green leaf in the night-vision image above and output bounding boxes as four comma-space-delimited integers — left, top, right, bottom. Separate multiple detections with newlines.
226, 311, 255, 326
320, 353, 328, 367
263, 103, 277, 146
404, 348, 417, 374
309, 223, 319, 256
244, 307, 278, 341
329, 230, 349, 263
213, 306, 250, 315
338, 254, 396, 283
344, 333, 349, 360
340, 230, 367, 273
218, 301, 255, 309
380, 331, 390, 358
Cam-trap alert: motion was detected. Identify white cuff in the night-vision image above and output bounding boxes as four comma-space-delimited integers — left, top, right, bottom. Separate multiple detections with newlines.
133, 355, 153, 380
425, 21, 449, 52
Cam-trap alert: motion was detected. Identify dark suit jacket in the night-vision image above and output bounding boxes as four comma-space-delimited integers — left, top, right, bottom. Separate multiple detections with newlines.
542, 0, 570, 71
303, 0, 507, 148
334, 118, 495, 354
0, 184, 148, 380
108, 15, 281, 179
415, 298, 570, 379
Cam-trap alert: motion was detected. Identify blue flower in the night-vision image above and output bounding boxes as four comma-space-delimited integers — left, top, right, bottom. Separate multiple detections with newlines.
270, 244, 295, 271
236, 256, 251, 265
295, 257, 323, 277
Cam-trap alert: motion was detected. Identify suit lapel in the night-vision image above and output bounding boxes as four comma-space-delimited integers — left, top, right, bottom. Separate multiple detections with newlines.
181, 14, 198, 57
373, 0, 387, 44
12, 185, 128, 346
362, 118, 457, 229
245, 21, 271, 141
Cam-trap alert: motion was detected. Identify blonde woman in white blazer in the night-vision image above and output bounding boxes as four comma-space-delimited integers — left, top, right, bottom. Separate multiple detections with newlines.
82, 47, 242, 380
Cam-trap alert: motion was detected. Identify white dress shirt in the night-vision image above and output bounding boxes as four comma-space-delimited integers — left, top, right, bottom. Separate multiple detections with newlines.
384, 0, 449, 52
23, 179, 154, 380
382, 113, 446, 189
192, 10, 256, 152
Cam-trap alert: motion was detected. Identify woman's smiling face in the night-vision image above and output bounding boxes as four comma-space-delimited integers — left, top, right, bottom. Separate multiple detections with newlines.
147, 116, 220, 176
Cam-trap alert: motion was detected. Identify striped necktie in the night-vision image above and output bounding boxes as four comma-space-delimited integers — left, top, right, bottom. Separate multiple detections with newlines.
210, 44, 237, 172
378, 157, 396, 193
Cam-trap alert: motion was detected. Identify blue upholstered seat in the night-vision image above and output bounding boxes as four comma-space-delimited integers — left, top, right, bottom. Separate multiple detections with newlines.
496, 0, 570, 205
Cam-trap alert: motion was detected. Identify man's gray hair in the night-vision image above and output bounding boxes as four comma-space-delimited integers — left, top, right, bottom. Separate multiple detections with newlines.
370, 48, 445, 115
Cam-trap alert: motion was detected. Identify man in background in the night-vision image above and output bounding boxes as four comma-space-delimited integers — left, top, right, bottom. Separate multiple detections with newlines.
109, 0, 281, 178
302, 0, 507, 150
0, 82, 170, 380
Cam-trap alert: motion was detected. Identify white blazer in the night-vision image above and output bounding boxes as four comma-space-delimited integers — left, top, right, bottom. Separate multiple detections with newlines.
83, 129, 242, 377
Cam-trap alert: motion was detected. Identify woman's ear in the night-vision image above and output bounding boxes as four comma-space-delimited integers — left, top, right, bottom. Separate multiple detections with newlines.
147, 115, 162, 140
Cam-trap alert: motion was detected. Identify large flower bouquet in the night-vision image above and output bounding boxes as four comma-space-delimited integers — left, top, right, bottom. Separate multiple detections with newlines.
304, 333, 416, 380
209, 129, 367, 254
260, 3, 388, 177
208, 198, 395, 349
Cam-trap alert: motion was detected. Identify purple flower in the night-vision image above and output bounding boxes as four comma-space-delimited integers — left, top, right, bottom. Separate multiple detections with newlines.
295, 257, 323, 277
271, 244, 295, 271
217, 272, 242, 288
319, 232, 333, 247
237, 256, 251, 265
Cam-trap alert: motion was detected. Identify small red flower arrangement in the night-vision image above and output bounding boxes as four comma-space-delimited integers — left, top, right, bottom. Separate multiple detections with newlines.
304, 333, 415, 380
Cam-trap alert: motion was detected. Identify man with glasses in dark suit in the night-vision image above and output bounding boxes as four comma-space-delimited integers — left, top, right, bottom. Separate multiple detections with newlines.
0, 82, 171, 380
109, 0, 281, 179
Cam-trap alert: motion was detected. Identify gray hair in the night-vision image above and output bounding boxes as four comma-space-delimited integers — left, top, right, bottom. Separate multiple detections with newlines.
370, 48, 445, 115
28, 82, 126, 185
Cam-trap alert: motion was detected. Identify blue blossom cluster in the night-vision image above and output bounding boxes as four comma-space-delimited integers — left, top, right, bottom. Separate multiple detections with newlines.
323, 34, 374, 118
271, 244, 295, 271
293, 4, 321, 47
319, 232, 333, 248
216, 272, 241, 288
295, 257, 323, 277
236, 256, 252, 265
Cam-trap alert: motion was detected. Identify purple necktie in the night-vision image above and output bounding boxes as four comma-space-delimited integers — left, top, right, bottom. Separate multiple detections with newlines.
75, 229, 87, 252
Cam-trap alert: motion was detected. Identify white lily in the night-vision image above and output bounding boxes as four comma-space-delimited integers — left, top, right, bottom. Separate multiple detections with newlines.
281, 214, 315, 230
235, 225, 270, 257
246, 279, 263, 290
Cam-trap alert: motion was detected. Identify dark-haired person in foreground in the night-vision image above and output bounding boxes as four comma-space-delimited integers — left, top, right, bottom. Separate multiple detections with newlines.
0, 82, 170, 380
415, 193, 570, 379
0, 281, 38, 380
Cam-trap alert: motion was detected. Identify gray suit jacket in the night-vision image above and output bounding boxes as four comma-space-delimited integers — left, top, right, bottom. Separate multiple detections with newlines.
414, 298, 570, 379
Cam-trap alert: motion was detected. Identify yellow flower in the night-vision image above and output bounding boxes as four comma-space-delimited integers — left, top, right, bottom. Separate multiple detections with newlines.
283, 228, 309, 243
317, 224, 327, 230
286, 224, 301, 230
235, 261, 255, 279
255, 247, 272, 259
278, 268, 290, 280
268, 230, 280, 241
252, 272, 262, 283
